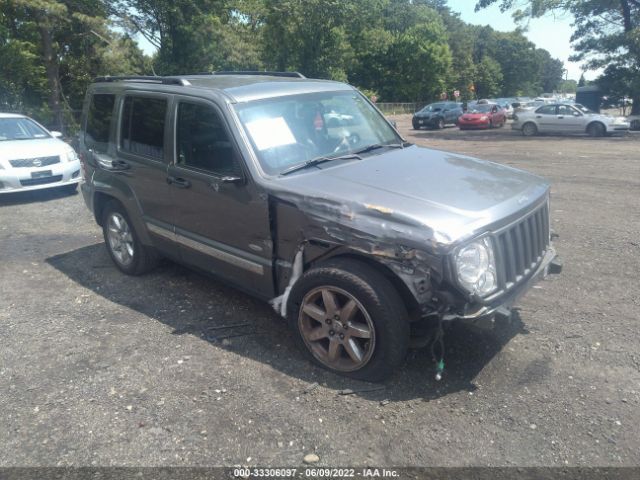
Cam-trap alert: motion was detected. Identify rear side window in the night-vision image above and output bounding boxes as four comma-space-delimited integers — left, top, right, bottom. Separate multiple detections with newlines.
536, 105, 556, 115
120, 96, 167, 160
85, 94, 115, 153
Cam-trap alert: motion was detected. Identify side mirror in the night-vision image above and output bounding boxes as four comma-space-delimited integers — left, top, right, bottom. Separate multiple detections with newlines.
50, 131, 63, 138
573, 112, 580, 117
391, 120, 397, 129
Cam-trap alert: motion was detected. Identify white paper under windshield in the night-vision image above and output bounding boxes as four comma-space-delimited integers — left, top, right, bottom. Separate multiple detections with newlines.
245, 117, 296, 151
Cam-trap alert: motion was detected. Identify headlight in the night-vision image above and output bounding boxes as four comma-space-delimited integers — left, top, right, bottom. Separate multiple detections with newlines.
455, 237, 498, 296
480, 115, 489, 121
65, 149, 79, 162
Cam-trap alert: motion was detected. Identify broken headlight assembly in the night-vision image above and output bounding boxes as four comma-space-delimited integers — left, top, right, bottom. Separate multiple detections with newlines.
454, 237, 497, 296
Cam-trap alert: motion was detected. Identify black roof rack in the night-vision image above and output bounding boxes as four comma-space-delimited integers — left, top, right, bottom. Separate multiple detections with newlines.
93, 76, 191, 86
211, 71, 306, 79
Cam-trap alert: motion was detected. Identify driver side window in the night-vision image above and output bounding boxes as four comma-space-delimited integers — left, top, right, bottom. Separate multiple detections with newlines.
558, 105, 575, 116
176, 102, 241, 176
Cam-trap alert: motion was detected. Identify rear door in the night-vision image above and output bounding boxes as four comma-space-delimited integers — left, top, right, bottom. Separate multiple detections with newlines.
534, 105, 558, 132
166, 96, 274, 297
116, 93, 175, 252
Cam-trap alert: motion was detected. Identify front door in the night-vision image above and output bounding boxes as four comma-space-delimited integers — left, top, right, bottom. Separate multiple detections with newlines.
166, 97, 274, 298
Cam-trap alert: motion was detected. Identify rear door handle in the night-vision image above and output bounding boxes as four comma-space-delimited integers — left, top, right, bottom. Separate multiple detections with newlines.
111, 159, 130, 171
166, 176, 191, 189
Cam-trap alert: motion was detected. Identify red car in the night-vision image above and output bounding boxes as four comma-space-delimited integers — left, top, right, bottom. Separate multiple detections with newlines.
457, 103, 506, 130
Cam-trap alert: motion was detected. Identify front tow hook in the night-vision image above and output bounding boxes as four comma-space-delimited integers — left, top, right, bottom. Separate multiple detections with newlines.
548, 256, 563, 275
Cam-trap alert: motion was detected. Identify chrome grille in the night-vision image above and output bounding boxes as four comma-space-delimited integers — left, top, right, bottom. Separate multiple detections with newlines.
495, 201, 550, 289
10, 156, 60, 168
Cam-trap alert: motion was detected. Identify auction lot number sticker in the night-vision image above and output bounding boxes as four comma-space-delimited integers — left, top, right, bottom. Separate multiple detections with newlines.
233, 467, 399, 478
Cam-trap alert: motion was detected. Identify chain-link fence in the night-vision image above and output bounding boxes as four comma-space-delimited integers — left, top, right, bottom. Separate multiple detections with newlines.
375, 102, 424, 115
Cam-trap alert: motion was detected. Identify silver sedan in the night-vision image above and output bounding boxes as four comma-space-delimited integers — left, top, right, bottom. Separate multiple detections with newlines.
0, 113, 81, 194
512, 103, 630, 137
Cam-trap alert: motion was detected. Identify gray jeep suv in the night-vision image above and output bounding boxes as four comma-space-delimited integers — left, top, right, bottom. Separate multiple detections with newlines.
79, 72, 561, 381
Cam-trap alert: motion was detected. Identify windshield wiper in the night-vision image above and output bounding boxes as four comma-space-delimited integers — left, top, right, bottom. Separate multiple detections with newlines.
355, 142, 406, 155
280, 153, 362, 176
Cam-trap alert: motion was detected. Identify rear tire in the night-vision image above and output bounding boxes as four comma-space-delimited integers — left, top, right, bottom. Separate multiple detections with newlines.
587, 122, 605, 137
102, 200, 159, 276
522, 122, 538, 137
287, 258, 409, 382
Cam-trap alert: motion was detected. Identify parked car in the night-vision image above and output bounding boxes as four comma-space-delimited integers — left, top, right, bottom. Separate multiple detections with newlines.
627, 115, 640, 131
412, 101, 462, 129
79, 73, 561, 381
497, 101, 514, 119
0, 113, 80, 194
457, 103, 507, 130
512, 103, 630, 136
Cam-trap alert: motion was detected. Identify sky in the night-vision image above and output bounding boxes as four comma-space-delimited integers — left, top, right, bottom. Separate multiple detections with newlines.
135, 1, 594, 82
450, 1, 594, 81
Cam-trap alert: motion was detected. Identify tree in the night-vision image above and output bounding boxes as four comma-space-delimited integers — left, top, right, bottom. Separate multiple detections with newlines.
578, 73, 586, 87
474, 56, 503, 98
475, 0, 640, 114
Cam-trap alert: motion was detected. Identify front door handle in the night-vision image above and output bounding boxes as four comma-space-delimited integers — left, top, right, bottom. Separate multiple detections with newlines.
536, 115, 542, 118
166, 176, 191, 189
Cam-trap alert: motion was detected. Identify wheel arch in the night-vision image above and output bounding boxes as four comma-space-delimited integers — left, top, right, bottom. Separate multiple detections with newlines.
93, 189, 153, 245
307, 249, 424, 321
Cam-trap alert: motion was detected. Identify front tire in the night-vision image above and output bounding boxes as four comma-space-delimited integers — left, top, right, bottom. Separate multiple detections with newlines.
437, 118, 445, 129
287, 258, 409, 382
587, 122, 605, 137
102, 200, 159, 275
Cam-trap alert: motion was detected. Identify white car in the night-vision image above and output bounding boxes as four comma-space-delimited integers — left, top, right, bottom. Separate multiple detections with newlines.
0, 113, 81, 194
512, 103, 630, 137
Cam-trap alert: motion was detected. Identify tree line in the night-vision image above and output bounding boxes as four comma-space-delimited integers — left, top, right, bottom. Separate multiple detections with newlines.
0, 0, 626, 132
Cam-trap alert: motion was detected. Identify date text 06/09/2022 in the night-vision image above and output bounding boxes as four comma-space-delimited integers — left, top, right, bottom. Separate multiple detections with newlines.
233, 467, 400, 478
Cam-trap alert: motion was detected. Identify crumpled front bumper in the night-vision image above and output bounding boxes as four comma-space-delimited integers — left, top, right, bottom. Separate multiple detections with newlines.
444, 246, 562, 325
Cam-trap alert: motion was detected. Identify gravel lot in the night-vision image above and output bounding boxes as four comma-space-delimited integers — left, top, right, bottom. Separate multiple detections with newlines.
1, 118, 639, 468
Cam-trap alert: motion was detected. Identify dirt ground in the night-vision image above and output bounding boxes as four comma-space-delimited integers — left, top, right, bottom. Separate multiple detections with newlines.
1, 117, 639, 468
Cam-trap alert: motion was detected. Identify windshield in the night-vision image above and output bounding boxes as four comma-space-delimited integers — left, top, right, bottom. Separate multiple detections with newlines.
0, 117, 50, 141
469, 104, 493, 113
420, 103, 445, 113
574, 104, 595, 114
234, 90, 401, 175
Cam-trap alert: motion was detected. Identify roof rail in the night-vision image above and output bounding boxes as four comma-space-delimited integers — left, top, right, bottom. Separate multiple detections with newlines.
93, 76, 191, 86
212, 71, 306, 79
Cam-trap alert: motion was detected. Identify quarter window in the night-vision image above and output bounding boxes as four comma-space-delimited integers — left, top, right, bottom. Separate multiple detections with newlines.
86, 94, 115, 153
120, 96, 167, 160
176, 102, 240, 176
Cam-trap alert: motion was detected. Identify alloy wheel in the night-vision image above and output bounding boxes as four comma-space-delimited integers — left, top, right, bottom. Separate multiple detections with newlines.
298, 286, 375, 372
106, 212, 134, 266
